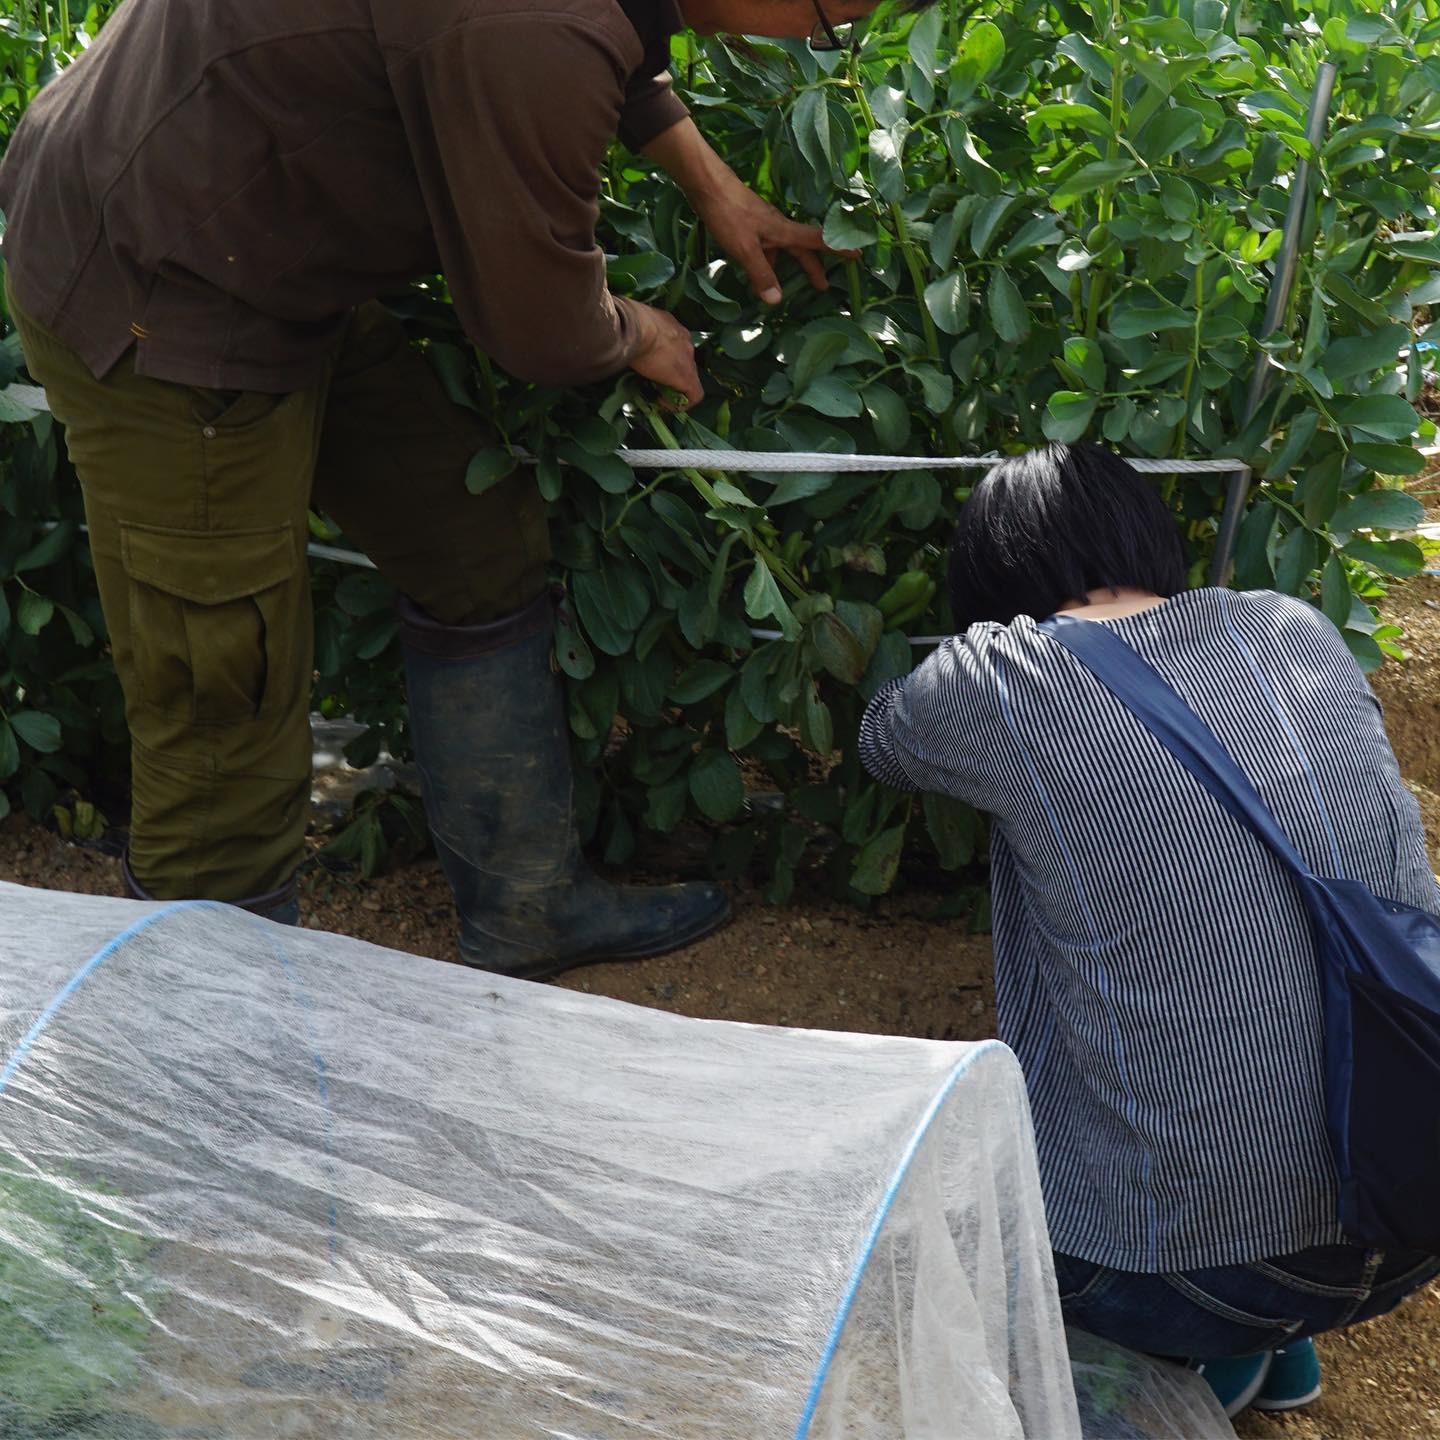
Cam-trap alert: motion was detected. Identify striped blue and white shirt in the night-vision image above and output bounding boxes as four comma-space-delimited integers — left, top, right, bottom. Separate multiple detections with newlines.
859, 587, 1439, 1272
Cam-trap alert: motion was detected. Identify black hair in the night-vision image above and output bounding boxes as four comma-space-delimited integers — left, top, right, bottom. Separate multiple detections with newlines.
946, 442, 1188, 629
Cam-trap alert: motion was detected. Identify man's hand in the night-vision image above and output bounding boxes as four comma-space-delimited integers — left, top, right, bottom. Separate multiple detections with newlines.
643, 117, 855, 306
692, 182, 836, 305
627, 302, 703, 409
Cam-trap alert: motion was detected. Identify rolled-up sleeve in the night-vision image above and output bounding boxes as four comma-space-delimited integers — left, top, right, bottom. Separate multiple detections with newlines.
617, 70, 687, 151
389, 15, 645, 386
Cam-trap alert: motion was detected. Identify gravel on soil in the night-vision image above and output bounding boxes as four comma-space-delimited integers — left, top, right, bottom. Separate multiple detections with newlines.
5, 571, 1440, 1439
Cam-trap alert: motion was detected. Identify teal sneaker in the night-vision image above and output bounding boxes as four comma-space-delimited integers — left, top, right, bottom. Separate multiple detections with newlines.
1253, 1337, 1322, 1412
1191, 1351, 1274, 1418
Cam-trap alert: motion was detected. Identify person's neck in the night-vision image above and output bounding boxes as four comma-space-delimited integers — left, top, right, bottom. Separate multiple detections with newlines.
1056, 586, 1166, 620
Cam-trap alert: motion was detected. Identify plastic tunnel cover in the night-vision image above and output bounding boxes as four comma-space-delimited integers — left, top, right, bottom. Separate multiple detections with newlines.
0, 881, 1228, 1439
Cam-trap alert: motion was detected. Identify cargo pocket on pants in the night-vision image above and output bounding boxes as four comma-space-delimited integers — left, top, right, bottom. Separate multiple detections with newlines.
120, 522, 299, 724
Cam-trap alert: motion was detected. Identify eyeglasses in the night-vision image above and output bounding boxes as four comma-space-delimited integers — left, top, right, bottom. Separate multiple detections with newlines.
808, 0, 856, 53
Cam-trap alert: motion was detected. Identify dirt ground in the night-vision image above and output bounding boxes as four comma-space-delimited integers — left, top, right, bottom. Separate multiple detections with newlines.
4, 528, 1440, 1437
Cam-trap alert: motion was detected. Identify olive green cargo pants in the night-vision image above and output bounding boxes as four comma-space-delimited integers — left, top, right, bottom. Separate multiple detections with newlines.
9, 285, 549, 904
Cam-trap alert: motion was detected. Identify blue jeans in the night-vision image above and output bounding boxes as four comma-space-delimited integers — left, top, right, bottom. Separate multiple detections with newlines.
1054, 1244, 1440, 1358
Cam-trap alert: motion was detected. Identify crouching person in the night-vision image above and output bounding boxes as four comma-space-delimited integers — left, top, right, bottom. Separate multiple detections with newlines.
858, 441, 1440, 1418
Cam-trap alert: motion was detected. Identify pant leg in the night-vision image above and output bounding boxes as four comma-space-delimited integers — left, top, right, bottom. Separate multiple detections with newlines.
309, 302, 549, 625
8, 281, 325, 901
1054, 1242, 1440, 1358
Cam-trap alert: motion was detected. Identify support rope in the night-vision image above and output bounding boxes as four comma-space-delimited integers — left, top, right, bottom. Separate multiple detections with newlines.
616, 448, 1246, 475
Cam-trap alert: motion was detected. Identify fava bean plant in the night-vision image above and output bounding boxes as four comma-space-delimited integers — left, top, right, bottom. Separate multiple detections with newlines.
4, 0, 1440, 900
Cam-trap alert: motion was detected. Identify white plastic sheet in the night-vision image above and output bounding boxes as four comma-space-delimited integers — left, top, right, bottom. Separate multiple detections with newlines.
0, 881, 1228, 1438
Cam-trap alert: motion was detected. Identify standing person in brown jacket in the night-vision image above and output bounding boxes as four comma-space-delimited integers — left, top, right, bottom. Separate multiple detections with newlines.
0, 0, 900, 976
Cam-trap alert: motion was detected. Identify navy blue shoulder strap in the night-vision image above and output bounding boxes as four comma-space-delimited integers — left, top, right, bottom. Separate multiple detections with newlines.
1040, 613, 1317, 882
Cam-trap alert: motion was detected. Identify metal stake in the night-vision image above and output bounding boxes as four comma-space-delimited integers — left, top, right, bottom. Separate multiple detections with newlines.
1209, 60, 1339, 584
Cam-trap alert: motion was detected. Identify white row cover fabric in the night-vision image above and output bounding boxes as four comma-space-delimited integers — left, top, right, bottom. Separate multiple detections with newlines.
0, 882, 1229, 1439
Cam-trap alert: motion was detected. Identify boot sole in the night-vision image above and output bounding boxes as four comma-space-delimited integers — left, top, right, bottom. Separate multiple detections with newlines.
458, 895, 734, 983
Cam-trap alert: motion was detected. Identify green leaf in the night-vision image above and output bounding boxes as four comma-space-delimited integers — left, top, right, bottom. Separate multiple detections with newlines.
743, 557, 800, 641
0, 385, 43, 422
465, 446, 517, 496
1137, 105, 1204, 158
766, 471, 835, 506
793, 90, 839, 184
822, 202, 878, 250
1108, 301, 1193, 338
868, 126, 906, 204
987, 270, 1031, 344
554, 612, 595, 680
1056, 32, 1111, 86
970, 194, 1025, 258
536, 451, 563, 502
1050, 158, 1138, 209
1042, 391, 1097, 443
1350, 443, 1427, 476
1274, 526, 1317, 595
573, 564, 649, 655
1299, 454, 1343, 528
1333, 490, 1424, 534
1031, 103, 1113, 138
796, 374, 863, 418
791, 332, 849, 395
645, 775, 689, 832
811, 612, 868, 685
16, 591, 54, 636
800, 684, 834, 756
1331, 394, 1421, 441
1345, 14, 1402, 44
907, 363, 954, 413
605, 251, 676, 292
9, 711, 61, 753
862, 384, 911, 450
924, 273, 969, 335
907, 6, 943, 73
1233, 501, 1277, 589
1320, 555, 1350, 628
1342, 537, 1425, 578
557, 441, 635, 493
851, 823, 906, 895
1062, 337, 1105, 392
1343, 629, 1384, 672
1103, 397, 1137, 444
725, 684, 764, 750
12, 521, 74, 574
689, 748, 745, 822
950, 20, 1005, 102
0, 720, 17, 782
1320, 324, 1408, 381
670, 659, 733, 704
1263, 411, 1320, 480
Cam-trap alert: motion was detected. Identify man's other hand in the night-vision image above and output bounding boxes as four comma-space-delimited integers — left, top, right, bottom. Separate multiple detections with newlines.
627, 303, 703, 409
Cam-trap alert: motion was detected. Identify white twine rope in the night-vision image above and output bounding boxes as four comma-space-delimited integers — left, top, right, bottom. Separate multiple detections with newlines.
307, 449, 1253, 645
619, 448, 1247, 475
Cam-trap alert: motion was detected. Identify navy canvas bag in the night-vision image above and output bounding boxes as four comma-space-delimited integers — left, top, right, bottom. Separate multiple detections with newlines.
1042, 612, 1440, 1253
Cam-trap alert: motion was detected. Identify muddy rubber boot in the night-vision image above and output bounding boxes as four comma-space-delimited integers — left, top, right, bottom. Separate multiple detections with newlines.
398, 592, 731, 981
122, 853, 301, 925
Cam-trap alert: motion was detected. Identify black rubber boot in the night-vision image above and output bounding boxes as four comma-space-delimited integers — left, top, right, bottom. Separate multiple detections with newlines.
399, 592, 732, 980
122, 852, 301, 925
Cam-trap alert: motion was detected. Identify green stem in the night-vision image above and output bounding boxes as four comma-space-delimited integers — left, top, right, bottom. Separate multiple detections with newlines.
1171, 257, 1207, 470
1084, 0, 1127, 340
850, 62, 939, 360
643, 410, 808, 599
